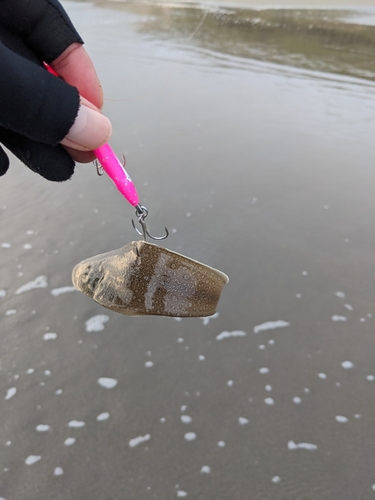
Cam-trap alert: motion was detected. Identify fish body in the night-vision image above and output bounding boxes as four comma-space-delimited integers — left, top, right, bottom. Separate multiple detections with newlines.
72, 241, 228, 317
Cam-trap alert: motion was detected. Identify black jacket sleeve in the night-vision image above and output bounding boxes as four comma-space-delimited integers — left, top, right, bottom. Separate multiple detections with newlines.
0, 0, 85, 181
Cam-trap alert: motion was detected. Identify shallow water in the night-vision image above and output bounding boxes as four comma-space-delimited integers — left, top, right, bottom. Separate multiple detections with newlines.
1, 1, 375, 499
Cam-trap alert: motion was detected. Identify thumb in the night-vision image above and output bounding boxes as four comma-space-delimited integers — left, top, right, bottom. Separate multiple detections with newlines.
61, 97, 112, 151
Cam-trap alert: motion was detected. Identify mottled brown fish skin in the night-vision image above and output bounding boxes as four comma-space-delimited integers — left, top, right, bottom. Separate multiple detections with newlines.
72, 241, 229, 318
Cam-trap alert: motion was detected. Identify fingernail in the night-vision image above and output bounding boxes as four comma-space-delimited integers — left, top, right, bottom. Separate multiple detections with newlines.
61, 104, 112, 151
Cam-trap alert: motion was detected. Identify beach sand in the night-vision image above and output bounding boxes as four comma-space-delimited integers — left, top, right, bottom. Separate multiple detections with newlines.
1, 1, 375, 498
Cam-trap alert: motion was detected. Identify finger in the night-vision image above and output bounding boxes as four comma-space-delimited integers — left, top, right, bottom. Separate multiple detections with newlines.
60, 100, 112, 151
62, 145, 96, 164
51, 43, 103, 109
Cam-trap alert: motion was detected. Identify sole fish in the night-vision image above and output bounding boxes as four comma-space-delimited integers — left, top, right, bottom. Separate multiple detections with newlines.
72, 241, 228, 317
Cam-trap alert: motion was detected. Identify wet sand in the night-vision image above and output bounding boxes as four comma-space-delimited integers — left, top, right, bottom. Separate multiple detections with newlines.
1, 1, 375, 499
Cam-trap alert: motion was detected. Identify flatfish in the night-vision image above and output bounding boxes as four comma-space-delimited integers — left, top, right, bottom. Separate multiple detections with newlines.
72, 241, 228, 317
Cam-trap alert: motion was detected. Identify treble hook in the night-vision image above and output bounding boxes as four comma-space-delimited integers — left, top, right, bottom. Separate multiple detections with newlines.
132, 204, 169, 241
93, 159, 104, 176
95, 153, 125, 177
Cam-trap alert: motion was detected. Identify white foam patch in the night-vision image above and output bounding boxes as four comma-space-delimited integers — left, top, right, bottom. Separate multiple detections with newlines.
0, 289, 6, 298
85, 315, 109, 332
5, 309, 17, 316
145, 361, 154, 368
43, 332, 57, 340
265, 385, 272, 391
344, 304, 353, 311
64, 438, 76, 446
5, 387, 16, 400
259, 367, 269, 374
198, 355, 205, 361
184, 432, 197, 441
50, 286, 76, 297
36, 424, 50, 432
254, 320, 290, 334
15, 276, 48, 295
129, 434, 150, 447
335, 415, 348, 423
23, 244, 32, 250
1, 242, 11, 248
216, 330, 246, 341
341, 361, 354, 369
217, 441, 226, 447
26, 368, 34, 374
68, 420, 85, 428
202, 312, 219, 325
318, 373, 327, 379
97, 377, 117, 389
177, 491, 187, 498
96, 412, 110, 421
25, 455, 41, 465
332, 315, 347, 322
200, 466, 211, 474
181, 415, 192, 424
54, 467, 64, 476
293, 397, 302, 404
265, 398, 274, 406
239, 417, 249, 425
227, 380, 233, 387
288, 441, 317, 451
55, 389, 63, 395
335, 292, 346, 298
272, 476, 281, 483
367, 375, 374, 381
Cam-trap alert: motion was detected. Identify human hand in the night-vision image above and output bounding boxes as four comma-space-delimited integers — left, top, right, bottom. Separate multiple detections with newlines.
0, 0, 112, 182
